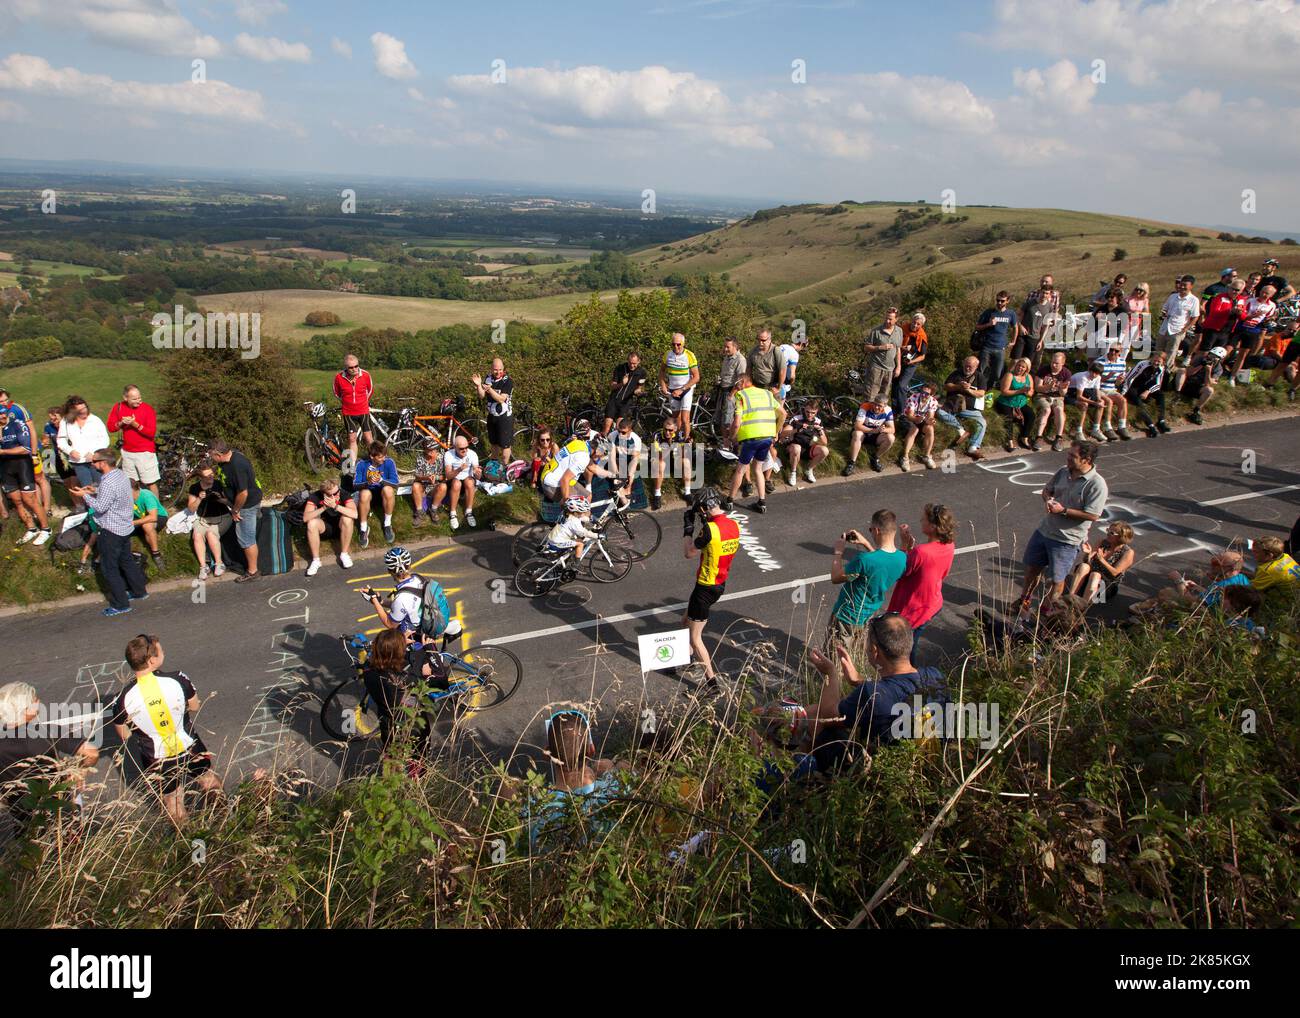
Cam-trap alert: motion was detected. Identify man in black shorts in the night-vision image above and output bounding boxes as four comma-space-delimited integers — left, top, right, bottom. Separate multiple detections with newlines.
602, 351, 647, 436
303, 476, 357, 575
108, 634, 222, 824
681, 488, 741, 683
473, 358, 514, 462
1, 404, 52, 546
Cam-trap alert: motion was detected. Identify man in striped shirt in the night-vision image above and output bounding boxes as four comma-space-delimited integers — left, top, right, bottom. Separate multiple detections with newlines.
1096, 347, 1132, 442
67, 448, 148, 616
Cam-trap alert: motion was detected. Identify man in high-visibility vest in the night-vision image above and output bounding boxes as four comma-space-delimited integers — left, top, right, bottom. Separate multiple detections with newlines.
725, 373, 785, 513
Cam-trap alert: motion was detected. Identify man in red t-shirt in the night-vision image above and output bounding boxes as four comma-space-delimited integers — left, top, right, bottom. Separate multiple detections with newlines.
1188, 278, 1248, 361
332, 354, 374, 469
106, 384, 160, 496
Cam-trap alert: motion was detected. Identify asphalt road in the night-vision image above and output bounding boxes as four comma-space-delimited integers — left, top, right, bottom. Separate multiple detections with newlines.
11, 416, 1299, 787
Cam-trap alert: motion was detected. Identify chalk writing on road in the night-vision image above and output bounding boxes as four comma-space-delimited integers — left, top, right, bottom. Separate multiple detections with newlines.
228, 589, 312, 770
726, 513, 782, 572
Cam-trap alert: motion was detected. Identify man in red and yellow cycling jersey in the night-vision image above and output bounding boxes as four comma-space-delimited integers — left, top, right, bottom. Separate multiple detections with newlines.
682, 487, 740, 683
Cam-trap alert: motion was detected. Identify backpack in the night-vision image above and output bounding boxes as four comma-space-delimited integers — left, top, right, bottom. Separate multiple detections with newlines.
53, 518, 92, 552
417, 573, 450, 639
481, 458, 506, 483
969, 328, 985, 353
282, 486, 312, 527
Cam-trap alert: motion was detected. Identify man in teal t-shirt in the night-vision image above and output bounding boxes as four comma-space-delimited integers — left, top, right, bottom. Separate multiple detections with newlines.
131, 479, 169, 570
827, 510, 908, 649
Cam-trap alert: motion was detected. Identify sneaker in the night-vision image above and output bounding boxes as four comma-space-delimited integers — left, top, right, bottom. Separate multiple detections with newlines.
899, 457, 911, 472
720, 497, 734, 511
1188, 410, 1205, 425
841, 462, 856, 477
198, 565, 209, 581
869, 454, 883, 473
803, 468, 816, 483
102, 606, 132, 618
339, 552, 353, 569
787, 470, 797, 487
359, 526, 370, 549
921, 455, 937, 470
1029, 438, 1042, 452
33, 529, 52, 547
151, 550, 165, 568
235, 571, 261, 583
1145, 425, 1159, 438
1156, 419, 1172, 433
213, 563, 226, 578
412, 511, 427, 528
967, 448, 984, 461
465, 511, 477, 528
1049, 436, 1062, 452
1019, 436, 1033, 450
1288, 387, 1298, 401
740, 479, 752, 498
651, 492, 662, 510
1088, 429, 1108, 443
1072, 429, 1086, 443
1116, 426, 1132, 441
1227, 376, 1237, 388
1103, 427, 1120, 442
450, 513, 460, 531
18, 528, 37, 545
127, 592, 148, 602
306, 558, 322, 577
752, 499, 767, 514
382, 523, 395, 544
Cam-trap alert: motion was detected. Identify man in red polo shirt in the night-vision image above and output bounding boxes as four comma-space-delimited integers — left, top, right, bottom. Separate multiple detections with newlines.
106, 384, 160, 496
332, 353, 374, 470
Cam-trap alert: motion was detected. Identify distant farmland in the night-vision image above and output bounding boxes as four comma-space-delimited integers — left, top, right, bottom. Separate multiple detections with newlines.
198, 286, 661, 338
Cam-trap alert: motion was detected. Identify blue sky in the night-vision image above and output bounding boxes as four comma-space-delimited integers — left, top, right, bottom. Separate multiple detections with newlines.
1, 0, 1298, 229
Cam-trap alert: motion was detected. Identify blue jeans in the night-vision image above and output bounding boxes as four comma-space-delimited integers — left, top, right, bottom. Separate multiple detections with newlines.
909, 622, 927, 666
936, 408, 986, 450
978, 347, 1006, 392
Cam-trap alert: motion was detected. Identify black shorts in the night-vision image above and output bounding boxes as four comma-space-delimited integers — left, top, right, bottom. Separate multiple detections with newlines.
486, 414, 514, 449
687, 582, 724, 622
146, 736, 213, 794
343, 414, 370, 434
1283, 342, 1300, 365
1, 454, 36, 494
604, 397, 634, 423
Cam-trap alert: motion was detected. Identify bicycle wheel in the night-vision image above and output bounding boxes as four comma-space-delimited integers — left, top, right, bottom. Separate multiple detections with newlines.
320, 679, 383, 742
158, 460, 188, 501
449, 645, 524, 713
603, 510, 662, 561
515, 555, 561, 597
305, 429, 325, 472
582, 543, 632, 583
385, 426, 420, 471
512, 522, 552, 566
831, 396, 862, 429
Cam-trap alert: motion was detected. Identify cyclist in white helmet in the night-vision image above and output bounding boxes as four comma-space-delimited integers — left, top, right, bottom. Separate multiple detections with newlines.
361, 546, 455, 640
546, 496, 601, 560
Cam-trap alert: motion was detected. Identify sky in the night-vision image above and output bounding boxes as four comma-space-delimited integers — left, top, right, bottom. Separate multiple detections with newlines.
0, 0, 1298, 229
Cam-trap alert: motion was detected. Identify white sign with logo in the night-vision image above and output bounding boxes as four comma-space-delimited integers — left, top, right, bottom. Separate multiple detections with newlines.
638, 629, 691, 673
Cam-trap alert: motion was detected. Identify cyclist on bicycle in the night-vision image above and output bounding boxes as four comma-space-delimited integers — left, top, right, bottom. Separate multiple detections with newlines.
539, 420, 618, 503
362, 546, 458, 642
546, 496, 601, 561
333, 354, 374, 470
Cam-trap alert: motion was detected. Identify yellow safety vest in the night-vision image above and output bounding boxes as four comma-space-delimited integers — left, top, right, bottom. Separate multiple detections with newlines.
735, 386, 778, 441
137, 671, 186, 758
543, 437, 588, 477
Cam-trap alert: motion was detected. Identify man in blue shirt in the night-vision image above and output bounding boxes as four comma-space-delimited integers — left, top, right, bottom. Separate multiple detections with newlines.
973, 291, 1019, 391
353, 440, 400, 546
0, 406, 51, 546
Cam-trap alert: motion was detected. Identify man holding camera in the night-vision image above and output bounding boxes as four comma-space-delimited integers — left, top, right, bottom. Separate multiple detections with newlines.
681, 488, 740, 684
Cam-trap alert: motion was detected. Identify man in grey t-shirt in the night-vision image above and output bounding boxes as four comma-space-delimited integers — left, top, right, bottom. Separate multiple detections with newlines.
1018, 439, 1108, 616
861, 308, 903, 405
717, 337, 748, 437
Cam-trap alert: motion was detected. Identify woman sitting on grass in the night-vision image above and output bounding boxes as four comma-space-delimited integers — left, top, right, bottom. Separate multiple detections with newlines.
995, 357, 1035, 452
1066, 522, 1136, 606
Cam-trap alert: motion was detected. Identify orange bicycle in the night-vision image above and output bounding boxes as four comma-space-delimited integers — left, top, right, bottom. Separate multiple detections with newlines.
412, 395, 486, 453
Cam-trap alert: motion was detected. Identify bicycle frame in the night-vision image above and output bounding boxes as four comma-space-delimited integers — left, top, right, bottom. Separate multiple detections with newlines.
412, 413, 479, 453
339, 634, 492, 709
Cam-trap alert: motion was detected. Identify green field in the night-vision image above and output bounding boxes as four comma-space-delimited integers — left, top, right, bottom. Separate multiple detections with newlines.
21, 259, 106, 278
198, 286, 660, 339
0, 357, 408, 421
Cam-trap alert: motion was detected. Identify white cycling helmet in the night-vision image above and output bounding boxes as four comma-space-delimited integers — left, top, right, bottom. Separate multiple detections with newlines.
310, 402, 326, 417
565, 496, 591, 514
384, 546, 412, 572
1208, 346, 1229, 360
572, 419, 593, 439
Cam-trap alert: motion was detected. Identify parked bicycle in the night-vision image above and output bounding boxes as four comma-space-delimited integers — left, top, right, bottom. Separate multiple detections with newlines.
513, 528, 633, 597
636, 386, 720, 441
157, 432, 208, 501
511, 495, 662, 566
320, 629, 523, 742
366, 398, 422, 468
303, 402, 348, 473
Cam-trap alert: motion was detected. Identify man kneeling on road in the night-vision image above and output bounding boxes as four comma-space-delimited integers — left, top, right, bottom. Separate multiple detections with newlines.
681, 487, 740, 685
724, 374, 784, 513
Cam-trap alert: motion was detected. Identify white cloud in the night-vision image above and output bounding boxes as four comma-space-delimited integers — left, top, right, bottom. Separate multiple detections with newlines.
850, 72, 996, 132
330, 37, 352, 59
0, 53, 266, 122
985, 0, 1300, 89
370, 31, 419, 80
234, 32, 311, 63
232, 0, 287, 25
2, 0, 223, 57
1013, 60, 1098, 115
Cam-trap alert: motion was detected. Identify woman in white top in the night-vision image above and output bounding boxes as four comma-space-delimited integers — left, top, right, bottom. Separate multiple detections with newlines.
56, 395, 110, 496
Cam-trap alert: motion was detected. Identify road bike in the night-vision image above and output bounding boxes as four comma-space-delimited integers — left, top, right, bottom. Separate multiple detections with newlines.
511, 494, 661, 565
157, 432, 208, 501
320, 630, 523, 742
411, 395, 487, 454
636, 386, 720, 442
303, 402, 348, 472
513, 530, 633, 597
366, 398, 423, 468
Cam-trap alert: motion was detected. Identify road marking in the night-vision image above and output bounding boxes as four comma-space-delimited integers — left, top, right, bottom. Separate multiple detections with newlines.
1198, 483, 1300, 507
487, 541, 1000, 647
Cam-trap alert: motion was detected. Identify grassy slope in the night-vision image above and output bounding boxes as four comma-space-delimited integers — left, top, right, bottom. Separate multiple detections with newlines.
632, 202, 1283, 309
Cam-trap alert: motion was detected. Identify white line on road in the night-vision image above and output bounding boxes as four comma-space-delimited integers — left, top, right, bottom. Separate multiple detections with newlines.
1198, 484, 1300, 507
485, 542, 1001, 648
